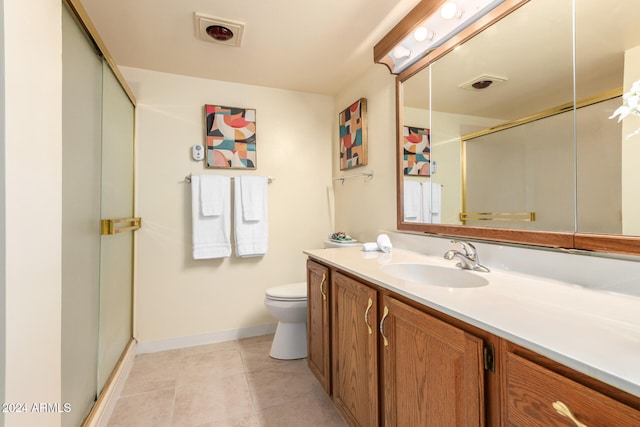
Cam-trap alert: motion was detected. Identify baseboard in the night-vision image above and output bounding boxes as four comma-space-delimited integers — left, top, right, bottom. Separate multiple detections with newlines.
83, 338, 137, 427
136, 323, 277, 354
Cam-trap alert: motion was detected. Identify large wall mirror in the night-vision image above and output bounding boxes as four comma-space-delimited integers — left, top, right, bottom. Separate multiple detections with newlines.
390, 0, 640, 255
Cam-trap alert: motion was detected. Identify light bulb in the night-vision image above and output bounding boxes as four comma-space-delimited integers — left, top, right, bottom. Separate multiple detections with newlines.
440, 1, 461, 20
414, 27, 434, 42
392, 45, 411, 59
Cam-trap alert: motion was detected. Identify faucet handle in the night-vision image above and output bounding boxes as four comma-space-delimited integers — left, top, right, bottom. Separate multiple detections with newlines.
451, 240, 477, 258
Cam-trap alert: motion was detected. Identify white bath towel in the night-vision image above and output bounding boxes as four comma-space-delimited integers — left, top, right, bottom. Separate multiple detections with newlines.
422, 182, 442, 224
234, 176, 268, 257
191, 175, 231, 259
403, 180, 422, 222
200, 175, 227, 216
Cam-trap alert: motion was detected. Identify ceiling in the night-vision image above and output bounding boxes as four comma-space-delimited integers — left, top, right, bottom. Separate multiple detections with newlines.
79, 0, 421, 95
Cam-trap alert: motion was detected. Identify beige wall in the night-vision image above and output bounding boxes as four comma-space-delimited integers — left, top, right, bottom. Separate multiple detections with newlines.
3, 0, 63, 426
121, 67, 334, 346
622, 45, 640, 235
332, 65, 398, 241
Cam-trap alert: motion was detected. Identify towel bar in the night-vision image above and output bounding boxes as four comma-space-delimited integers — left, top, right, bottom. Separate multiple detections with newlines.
459, 211, 535, 223
332, 171, 374, 184
184, 174, 274, 184
100, 217, 142, 235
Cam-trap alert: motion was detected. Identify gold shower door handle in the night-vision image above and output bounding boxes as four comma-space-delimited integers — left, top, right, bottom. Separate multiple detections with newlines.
100, 217, 142, 235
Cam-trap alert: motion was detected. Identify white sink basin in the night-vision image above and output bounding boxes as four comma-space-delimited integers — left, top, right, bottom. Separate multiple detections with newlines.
381, 263, 489, 288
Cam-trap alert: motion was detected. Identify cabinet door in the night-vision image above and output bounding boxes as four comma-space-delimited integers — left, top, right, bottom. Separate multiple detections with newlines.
381, 295, 485, 427
332, 272, 379, 427
307, 260, 331, 394
505, 351, 640, 426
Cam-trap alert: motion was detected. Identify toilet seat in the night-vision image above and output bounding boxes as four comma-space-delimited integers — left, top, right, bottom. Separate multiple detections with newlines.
265, 282, 307, 302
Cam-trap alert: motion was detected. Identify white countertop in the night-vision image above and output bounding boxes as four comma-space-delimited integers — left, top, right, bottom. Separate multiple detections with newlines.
304, 246, 640, 397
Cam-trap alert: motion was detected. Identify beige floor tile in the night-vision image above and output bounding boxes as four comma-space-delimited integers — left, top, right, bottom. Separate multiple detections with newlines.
180, 340, 240, 356
177, 349, 245, 386
171, 373, 255, 427
108, 335, 345, 427
256, 394, 347, 427
107, 388, 175, 427
245, 361, 320, 410
121, 350, 183, 396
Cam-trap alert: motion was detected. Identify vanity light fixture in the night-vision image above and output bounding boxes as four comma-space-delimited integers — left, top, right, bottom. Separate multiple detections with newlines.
374, 0, 506, 74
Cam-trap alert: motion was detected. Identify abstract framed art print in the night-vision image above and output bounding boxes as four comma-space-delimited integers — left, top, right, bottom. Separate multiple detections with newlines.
205, 104, 257, 169
403, 125, 430, 176
339, 98, 368, 170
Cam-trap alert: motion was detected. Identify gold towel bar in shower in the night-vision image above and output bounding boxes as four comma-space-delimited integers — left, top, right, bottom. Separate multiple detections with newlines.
459, 211, 535, 223
100, 217, 142, 236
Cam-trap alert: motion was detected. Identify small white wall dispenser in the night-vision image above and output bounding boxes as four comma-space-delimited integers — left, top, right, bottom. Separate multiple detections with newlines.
192, 144, 204, 161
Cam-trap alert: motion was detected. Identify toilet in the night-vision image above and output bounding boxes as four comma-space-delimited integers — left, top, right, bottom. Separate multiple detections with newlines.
264, 282, 308, 360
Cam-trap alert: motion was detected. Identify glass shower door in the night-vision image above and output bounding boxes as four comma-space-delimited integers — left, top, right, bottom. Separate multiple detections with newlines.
97, 62, 135, 393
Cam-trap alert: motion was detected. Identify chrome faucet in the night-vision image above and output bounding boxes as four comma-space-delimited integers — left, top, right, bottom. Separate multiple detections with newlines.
444, 240, 490, 273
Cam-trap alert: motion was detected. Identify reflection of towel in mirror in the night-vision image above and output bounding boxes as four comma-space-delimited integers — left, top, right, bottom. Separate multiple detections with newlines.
422, 182, 442, 224
403, 180, 422, 222
191, 175, 231, 259
234, 176, 268, 257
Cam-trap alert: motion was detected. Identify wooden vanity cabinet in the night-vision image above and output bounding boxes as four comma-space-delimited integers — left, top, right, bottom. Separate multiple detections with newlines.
503, 345, 640, 427
306, 259, 640, 427
331, 271, 379, 427
306, 259, 331, 394
330, 268, 487, 427
381, 295, 485, 426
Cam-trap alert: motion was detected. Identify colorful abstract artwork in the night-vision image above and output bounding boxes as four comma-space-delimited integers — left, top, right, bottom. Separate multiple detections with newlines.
403, 125, 430, 176
339, 98, 368, 170
205, 105, 256, 169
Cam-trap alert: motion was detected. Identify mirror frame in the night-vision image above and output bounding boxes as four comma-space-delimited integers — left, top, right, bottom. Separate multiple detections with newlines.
377, 0, 640, 256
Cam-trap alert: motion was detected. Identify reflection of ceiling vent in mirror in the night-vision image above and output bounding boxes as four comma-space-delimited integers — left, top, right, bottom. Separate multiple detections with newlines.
459, 74, 508, 91
195, 12, 245, 47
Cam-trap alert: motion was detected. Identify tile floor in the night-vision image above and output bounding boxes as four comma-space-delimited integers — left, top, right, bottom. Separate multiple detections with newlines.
106, 334, 347, 427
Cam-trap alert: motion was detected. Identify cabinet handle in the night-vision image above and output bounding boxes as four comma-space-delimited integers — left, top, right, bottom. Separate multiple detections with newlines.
552, 401, 588, 427
320, 273, 327, 301
379, 306, 390, 347
364, 297, 373, 335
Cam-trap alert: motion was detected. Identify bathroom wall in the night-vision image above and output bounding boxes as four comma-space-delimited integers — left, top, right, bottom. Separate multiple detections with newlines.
622, 45, 640, 236
332, 65, 398, 242
2, 0, 63, 426
121, 67, 334, 349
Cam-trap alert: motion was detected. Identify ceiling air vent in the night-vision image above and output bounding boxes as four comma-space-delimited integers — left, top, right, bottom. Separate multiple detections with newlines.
459, 74, 508, 91
195, 12, 245, 48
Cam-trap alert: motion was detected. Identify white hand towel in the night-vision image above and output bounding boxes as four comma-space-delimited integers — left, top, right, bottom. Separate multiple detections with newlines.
234, 176, 268, 257
361, 242, 380, 252
403, 180, 421, 222
191, 175, 231, 259
200, 175, 226, 216
239, 175, 266, 221
376, 234, 392, 253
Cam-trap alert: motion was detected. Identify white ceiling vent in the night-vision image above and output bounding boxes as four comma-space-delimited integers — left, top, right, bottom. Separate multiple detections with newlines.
195, 12, 245, 48
459, 74, 508, 91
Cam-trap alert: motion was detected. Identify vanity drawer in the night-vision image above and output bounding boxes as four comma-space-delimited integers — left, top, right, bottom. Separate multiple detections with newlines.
504, 351, 640, 426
